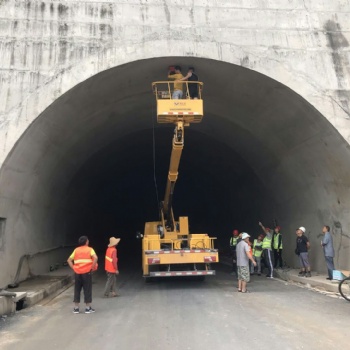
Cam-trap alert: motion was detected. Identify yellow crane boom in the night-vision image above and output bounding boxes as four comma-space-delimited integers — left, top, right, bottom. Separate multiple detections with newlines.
162, 120, 184, 231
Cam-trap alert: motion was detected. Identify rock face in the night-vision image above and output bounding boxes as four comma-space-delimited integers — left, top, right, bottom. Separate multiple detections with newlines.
0, 0, 349, 287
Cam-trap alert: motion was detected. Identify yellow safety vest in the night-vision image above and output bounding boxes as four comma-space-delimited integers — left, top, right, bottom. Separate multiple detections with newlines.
273, 233, 283, 250
262, 236, 272, 250
230, 237, 238, 246
253, 240, 263, 257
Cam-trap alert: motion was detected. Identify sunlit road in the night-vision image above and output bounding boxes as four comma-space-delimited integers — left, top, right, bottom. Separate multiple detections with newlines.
1, 264, 349, 350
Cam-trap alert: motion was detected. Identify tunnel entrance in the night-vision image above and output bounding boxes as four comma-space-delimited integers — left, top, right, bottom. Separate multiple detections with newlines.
1, 57, 350, 286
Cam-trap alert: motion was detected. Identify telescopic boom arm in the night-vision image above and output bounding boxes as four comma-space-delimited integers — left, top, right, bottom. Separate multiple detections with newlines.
162, 121, 184, 231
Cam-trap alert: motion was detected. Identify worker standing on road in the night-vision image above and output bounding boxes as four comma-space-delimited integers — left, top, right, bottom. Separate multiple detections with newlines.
103, 236, 121, 297
259, 222, 274, 278
321, 225, 335, 280
273, 226, 283, 269
230, 229, 239, 275
251, 234, 264, 276
67, 236, 98, 314
295, 227, 311, 277
168, 66, 184, 99
236, 233, 257, 293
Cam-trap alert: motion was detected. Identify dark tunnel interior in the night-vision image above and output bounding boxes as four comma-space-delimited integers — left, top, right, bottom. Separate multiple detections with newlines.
68, 125, 266, 264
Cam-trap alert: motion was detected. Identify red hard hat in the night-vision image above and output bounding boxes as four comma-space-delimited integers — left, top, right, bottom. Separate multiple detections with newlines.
275, 226, 281, 230
233, 229, 239, 236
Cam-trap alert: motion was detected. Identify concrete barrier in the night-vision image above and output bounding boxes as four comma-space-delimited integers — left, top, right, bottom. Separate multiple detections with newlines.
0, 269, 73, 316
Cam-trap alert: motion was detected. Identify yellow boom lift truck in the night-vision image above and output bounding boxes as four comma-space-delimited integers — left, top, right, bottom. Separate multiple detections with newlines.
141, 80, 219, 280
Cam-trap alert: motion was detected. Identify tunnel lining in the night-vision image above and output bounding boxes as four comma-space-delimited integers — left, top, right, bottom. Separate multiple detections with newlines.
1, 57, 350, 287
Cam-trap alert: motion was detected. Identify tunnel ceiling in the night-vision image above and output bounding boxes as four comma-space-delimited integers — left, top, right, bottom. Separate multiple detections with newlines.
1, 57, 350, 254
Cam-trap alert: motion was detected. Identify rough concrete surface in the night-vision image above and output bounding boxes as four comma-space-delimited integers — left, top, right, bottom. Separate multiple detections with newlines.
0, 267, 73, 316
0, 265, 349, 350
275, 268, 341, 293
0, 0, 350, 291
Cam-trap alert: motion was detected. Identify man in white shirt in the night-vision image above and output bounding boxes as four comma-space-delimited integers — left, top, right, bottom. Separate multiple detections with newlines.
236, 232, 256, 293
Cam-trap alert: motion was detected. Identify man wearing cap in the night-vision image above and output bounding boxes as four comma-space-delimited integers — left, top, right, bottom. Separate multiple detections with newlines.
236, 233, 256, 292
103, 237, 121, 297
273, 226, 283, 269
259, 222, 274, 278
296, 227, 311, 277
67, 236, 98, 314
230, 229, 239, 275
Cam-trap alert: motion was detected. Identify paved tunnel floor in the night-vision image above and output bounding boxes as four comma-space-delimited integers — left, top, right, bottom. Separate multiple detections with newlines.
0, 264, 349, 350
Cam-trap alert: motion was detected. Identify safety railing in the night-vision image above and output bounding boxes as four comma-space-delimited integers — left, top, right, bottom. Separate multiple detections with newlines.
152, 81, 203, 100
6, 245, 75, 289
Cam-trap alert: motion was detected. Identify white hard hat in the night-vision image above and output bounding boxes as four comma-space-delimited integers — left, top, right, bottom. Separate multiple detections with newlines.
298, 226, 306, 233
242, 232, 250, 240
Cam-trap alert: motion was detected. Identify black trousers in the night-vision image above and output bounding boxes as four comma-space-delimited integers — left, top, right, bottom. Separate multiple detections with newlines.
74, 272, 92, 304
231, 248, 237, 273
274, 249, 283, 268
263, 249, 274, 277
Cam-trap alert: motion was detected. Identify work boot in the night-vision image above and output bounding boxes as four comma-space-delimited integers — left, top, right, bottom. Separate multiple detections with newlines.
298, 271, 305, 276
305, 272, 311, 277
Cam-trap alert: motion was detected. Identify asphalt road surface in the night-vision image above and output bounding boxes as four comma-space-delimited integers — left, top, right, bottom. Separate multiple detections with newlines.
1, 264, 349, 350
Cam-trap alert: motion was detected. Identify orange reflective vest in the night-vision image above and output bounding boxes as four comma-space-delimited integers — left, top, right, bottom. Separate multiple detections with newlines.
105, 247, 118, 273
248, 241, 253, 258
72, 246, 95, 274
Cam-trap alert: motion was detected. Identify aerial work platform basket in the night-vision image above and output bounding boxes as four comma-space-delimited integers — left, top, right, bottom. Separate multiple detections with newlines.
152, 81, 204, 124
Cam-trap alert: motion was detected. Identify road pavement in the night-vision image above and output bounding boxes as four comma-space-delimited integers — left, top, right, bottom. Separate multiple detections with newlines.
0, 264, 349, 350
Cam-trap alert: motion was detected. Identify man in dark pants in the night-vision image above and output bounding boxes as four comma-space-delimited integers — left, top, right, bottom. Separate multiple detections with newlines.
178, 66, 200, 99
67, 236, 98, 314
259, 221, 274, 278
273, 226, 283, 268
321, 225, 335, 280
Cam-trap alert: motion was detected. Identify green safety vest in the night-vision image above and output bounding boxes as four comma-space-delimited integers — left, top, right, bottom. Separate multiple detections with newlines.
230, 237, 238, 246
262, 236, 272, 250
273, 233, 283, 250
253, 239, 263, 258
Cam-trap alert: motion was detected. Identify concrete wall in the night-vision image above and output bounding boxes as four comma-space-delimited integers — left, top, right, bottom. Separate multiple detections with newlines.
0, 0, 350, 287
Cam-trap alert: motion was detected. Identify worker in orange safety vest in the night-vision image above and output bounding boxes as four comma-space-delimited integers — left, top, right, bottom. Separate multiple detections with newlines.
103, 236, 121, 298
67, 236, 98, 314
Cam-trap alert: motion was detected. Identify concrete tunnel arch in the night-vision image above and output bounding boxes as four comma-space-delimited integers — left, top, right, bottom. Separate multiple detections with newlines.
1, 56, 350, 287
